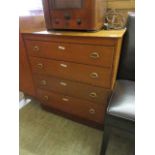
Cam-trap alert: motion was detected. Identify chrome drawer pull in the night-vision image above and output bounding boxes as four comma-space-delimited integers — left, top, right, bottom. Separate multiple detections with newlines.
44, 95, 49, 100
33, 45, 40, 51
89, 108, 96, 114
90, 52, 100, 59
89, 92, 97, 98
60, 63, 68, 68
58, 46, 66, 50
90, 72, 99, 79
62, 98, 69, 102
41, 80, 47, 85
60, 81, 67, 86
37, 63, 43, 69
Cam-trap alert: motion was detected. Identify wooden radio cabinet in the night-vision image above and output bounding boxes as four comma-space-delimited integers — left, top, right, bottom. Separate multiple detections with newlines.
22, 29, 125, 128
42, 0, 107, 30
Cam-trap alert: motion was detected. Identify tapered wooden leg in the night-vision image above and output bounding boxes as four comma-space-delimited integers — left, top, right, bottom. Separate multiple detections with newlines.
100, 126, 111, 155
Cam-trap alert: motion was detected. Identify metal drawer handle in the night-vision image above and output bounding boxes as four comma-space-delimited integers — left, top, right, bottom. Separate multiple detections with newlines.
33, 45, 39, 51
89, 92, 97, 98
58, 46, 66, 50
37, 63, 43, 69
60, 63, 68, 68
90, 72, 99, 79
60, 81, 67, 86
41, 80, 47, 85
90, 52, 100, 59
89, 108, 96, 114
62, 98, 69, 102
44, 95, 49, 100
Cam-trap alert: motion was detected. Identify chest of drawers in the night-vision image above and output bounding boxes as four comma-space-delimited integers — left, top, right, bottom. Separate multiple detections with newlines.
23, 30, 125, 128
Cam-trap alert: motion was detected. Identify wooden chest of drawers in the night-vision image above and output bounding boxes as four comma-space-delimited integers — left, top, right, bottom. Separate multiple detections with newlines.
23, 30, 125, 128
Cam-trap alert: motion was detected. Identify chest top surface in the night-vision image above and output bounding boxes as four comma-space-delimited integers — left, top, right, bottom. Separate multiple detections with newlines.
22, 29, 126, 38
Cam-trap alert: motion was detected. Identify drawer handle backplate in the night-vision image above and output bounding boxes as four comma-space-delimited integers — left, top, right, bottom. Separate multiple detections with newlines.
60, 81, 67, 86
89, 108, 96, 114
60, 63, 68, 68
58, 46, 66, 50
89, 92, 97, 98
62, 98, 69, 102
41, 80, 47, 85
33, 46, 40, 51
37, 63, 43, 69
44, 95, 49, 100
90, 52, 100, 59
90, 72, 99, 79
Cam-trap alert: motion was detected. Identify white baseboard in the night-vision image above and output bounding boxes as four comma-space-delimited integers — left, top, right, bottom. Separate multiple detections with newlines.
19, 98, 31, 109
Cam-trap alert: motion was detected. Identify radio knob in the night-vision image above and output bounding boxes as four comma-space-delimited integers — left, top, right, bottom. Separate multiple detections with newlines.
64, 13, 71, 20
77, 19, 82, 25
55, 19, 59, 24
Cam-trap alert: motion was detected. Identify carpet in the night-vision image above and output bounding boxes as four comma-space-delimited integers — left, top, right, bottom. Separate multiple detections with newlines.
19, 99, 133, 155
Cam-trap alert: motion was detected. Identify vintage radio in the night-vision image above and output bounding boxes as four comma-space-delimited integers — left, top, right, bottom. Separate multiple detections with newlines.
42, 0, 107, 31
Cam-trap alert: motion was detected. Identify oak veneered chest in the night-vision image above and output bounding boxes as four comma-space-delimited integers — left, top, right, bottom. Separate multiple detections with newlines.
23, 29, 125, 128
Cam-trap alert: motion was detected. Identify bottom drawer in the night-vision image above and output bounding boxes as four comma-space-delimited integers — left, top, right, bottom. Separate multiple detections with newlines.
37, 89, 107, 124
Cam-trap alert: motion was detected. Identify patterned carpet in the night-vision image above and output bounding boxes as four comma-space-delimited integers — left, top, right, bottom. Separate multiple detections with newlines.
19, 99, 133, 155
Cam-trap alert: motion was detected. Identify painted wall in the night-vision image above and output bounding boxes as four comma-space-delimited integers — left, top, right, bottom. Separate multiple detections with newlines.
107, 0, 135, 19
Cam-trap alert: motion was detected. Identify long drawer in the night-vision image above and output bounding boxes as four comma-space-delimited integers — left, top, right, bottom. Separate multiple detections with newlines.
26, 40, 114, 67
30, 57, 112, 88
33, 74, 111, 104
37, 89, 106, 124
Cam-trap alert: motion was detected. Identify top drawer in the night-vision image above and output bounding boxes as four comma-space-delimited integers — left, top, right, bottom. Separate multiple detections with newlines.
25, 40, 114, 67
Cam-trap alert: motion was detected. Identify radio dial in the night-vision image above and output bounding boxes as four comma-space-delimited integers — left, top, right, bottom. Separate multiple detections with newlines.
55, 19, 59, 24
64, 13, 71, 20
77, 19, 82, 25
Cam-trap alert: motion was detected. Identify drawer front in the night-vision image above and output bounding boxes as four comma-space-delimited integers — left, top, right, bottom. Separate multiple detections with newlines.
37, 89, 106, 124
34, 74, 111, 104
30, 57, 111, 88
26, 40, 114, 67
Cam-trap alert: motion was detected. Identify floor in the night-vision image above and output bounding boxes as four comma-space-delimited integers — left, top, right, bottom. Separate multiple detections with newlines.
19, 98, 133, 155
